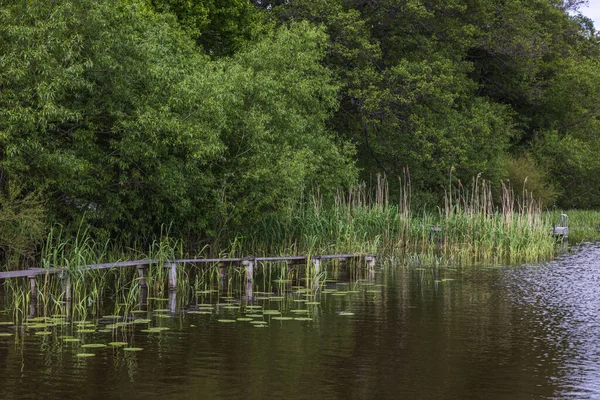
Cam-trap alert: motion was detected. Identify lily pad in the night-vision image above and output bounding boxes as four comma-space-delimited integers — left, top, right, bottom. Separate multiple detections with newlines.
0, 322, 14, 326
34, 331, 52, 336
123, 347, 143, 352
262, 310, 281, 315
271, 317, 293, 321
217, 319, 236, 323
294, 317, 313, 321
76, 353, 95, 357
63, 338, 81, 342
236, 318, 254, 322
108, 342, 128, 347
0, 333, 13, 337
82, 343, 107, 348
338, 311, 355, 316
76, 329, 96, 333
250, 321, 268, 325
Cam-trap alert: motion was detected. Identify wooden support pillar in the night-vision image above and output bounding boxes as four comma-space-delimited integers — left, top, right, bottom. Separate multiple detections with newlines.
218, 262, 227, 281
63, 277, 72, 302
366, 255, 376, 270
168, 290, 176, 313
28, 275, 37, 297
168, 262, 178, 291
139, 287, 148, 311
137, 264, 148, 288
245, 259, 254, 283
312, 258, 321, 273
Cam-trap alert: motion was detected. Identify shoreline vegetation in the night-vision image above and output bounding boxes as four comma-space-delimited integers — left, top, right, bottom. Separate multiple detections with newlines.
2, 0, 600, 316
2, 175, 600, 326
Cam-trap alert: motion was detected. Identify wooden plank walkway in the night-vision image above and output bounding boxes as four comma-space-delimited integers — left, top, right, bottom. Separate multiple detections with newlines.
0, 254, 375, 280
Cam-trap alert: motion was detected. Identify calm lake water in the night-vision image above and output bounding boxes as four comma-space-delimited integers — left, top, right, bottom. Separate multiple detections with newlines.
1, 243, 600, 399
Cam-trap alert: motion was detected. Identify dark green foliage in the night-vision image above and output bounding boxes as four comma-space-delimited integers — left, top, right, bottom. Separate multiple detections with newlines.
1, 0, 600, 266
0, 0, 354, 251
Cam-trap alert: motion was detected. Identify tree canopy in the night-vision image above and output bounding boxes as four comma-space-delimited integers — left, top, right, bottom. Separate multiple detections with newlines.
1, 0, 599, 248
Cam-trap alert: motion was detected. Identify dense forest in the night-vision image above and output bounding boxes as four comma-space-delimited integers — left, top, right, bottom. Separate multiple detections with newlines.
1, 0, 599, 258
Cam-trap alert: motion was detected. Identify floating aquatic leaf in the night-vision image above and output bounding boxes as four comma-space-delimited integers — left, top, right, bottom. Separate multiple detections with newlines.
221, 306, 239, 310
123, 347, 144, 352
27, 323, 54, 329
262, 310, 281, 315
153, 309, 171, 312
154, 314, 172, 319
290, 310, 309, 314
253, 325, 268, 328
271, 317, 293, 321
34, 331, 53, 336
76, 353, 95, 357
250, 321, 267, 325
293, 317, 313, 321
63, 338, 81, 342
27, 317, 48, 322
141, 327, 170, 333
97, 329, 112, 333
131, 310, 147, 314
331, 292, 348, 296
102, 315, 122, 319
365, 290, 381, 294
187, 311, 212, 315
82, 343, 107, 348
0, 333, 13, 337
293, 299, 308, 303
305, 302, 320, 305
217, 319, 236, 323
0, 322, 13, 326
59, 335, 75, 339
76, 329, 96, 333
236, 318, 254, 322
108, 342, 128, 347
338, 311, 354, 316
132, 319, 151, 324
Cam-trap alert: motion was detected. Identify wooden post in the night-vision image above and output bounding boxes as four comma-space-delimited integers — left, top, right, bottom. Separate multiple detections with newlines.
168, 262, 177, 291
218, 262, 227, 281
139, 287, 148, 311
366, 255, 376, 270
63, 277, 72, 302
242, 259, 254, 284
312, 258, 321, 273
28, 275, 37, 297
168, 290, 176, 313
136, 264, 148, 288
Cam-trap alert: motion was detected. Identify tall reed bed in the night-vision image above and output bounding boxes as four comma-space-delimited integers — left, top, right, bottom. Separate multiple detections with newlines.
232, 174, 555, 266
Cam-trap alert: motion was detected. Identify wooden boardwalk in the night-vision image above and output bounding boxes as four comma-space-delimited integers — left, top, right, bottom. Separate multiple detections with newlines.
0, 254, 377, 296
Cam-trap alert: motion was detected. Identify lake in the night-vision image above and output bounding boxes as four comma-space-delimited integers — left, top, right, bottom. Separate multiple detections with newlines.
1, 243, 600, 399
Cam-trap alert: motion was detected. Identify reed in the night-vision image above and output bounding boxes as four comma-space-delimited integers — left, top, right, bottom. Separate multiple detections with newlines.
229, 174, 555, 266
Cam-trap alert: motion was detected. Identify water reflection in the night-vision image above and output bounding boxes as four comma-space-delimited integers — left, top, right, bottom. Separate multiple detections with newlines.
1, 246, 600, 398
